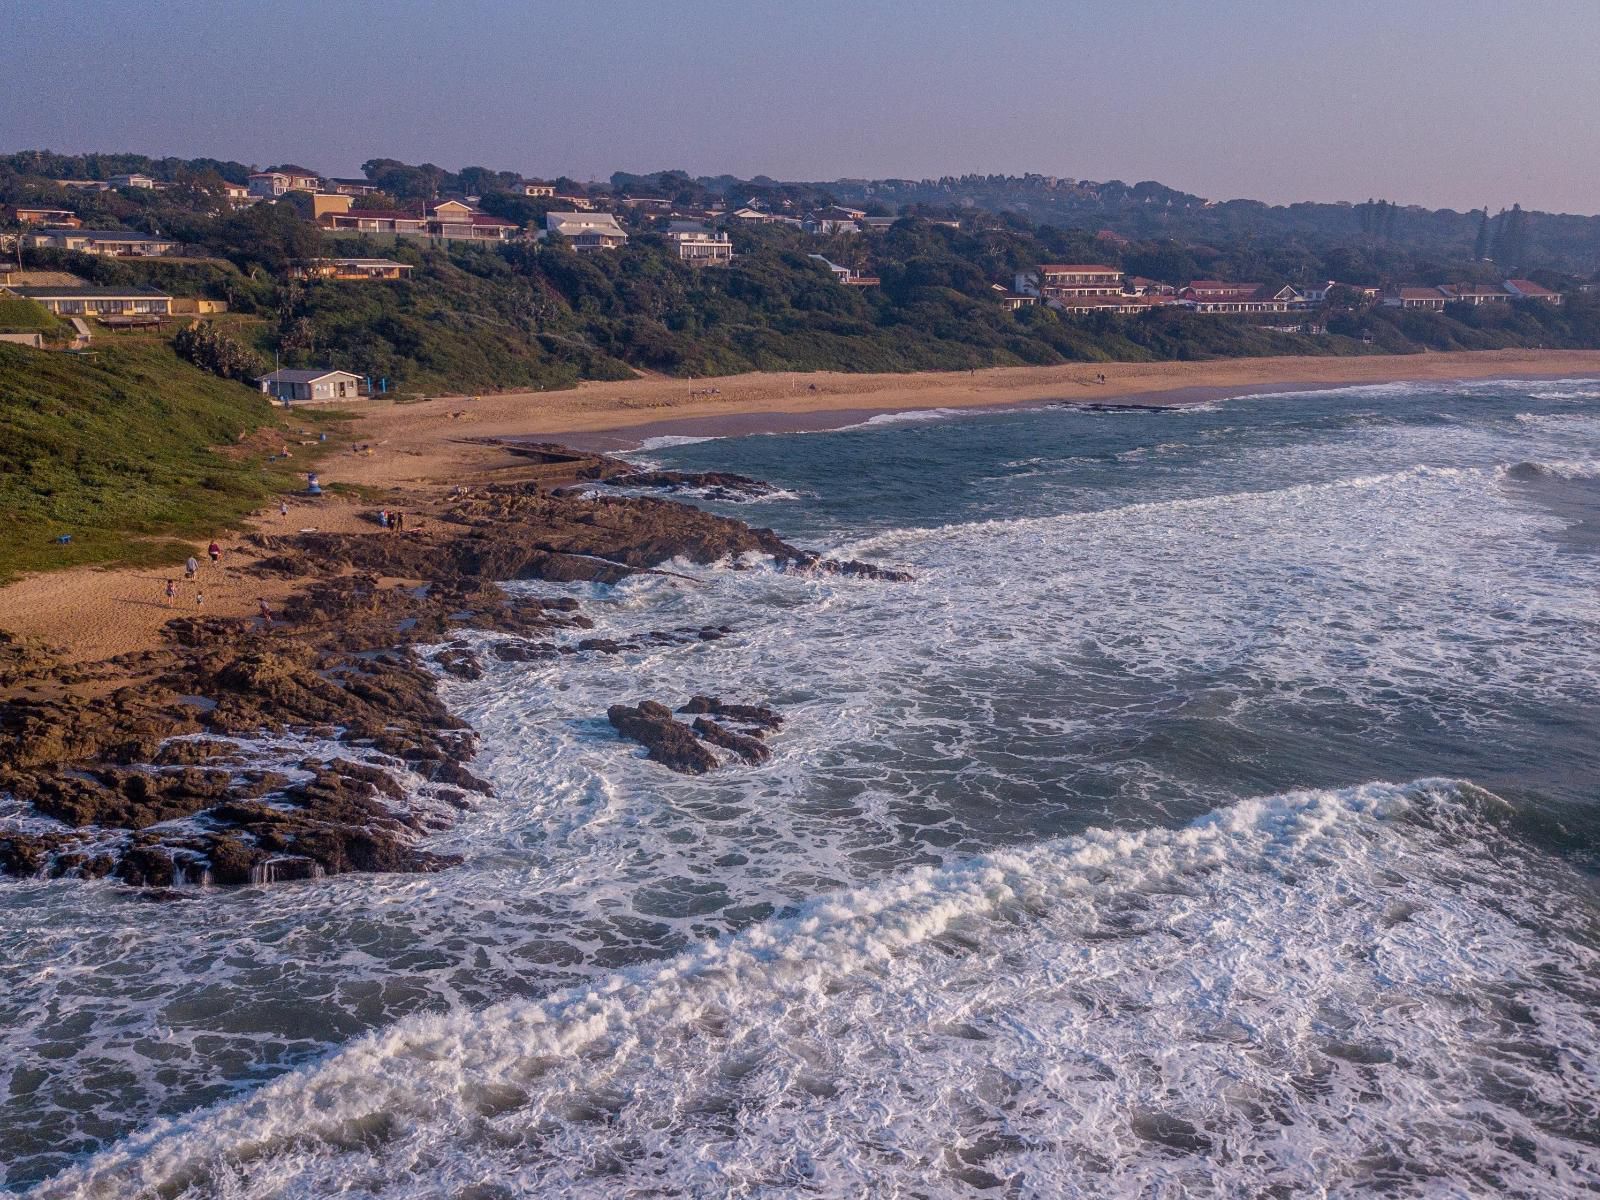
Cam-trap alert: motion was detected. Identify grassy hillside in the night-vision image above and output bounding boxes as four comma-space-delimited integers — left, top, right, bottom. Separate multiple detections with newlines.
0, 339, 340, 580
0, 295, 65, 338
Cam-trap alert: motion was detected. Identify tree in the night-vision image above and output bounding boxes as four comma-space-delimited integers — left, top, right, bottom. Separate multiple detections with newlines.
1474, 208, 1491, 261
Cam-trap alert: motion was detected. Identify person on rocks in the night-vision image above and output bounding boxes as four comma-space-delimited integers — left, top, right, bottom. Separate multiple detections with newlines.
208, 540, 221, 564
379, 508, 389, 528
195, 590, 204, 609
185, 555, 199, 580
392, 511, 404, 533
258, 598, 273, 627
164, 578, 177, 606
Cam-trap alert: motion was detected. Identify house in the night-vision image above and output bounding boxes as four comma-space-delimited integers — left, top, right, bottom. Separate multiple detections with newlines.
58, 179, 110, 192
322, 202, 517, 242
427, 200, 519, 242
1019, 264, 1124, 301
991, 284, 1037, 311
553, 193, 596, 211
1505, 279, 1562, 304
807, 254, 879, 286
1122, 276, 1175, 297
108, 173, 155, 190
544, 211, 628, 252
23, 229, 180, 257
322, 207, 429, 237
10, 207, 81, 227
327, 178, 380, 196
256, 368, 363, 404
860, 216, 899, 233
290, 258, 414, 281
1177, 282, 1289, 313
248, 166, 321, 197
522, 182, 556, 197
1441, 283, 1512, 306
7, 285, 172, 317
803, 216, 861, 236
217, 181, 253, 204
1384, 287, 1449, 310
665, 221, 733, 266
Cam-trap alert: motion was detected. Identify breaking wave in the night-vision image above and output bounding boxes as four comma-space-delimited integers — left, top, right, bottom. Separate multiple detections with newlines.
32, 780, 1600, 1199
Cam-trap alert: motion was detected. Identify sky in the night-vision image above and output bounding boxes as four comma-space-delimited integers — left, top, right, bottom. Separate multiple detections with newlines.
5, 0, 1598, 214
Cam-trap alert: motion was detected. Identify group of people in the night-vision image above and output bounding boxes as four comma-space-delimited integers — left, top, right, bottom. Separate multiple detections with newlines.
378, 509, 408, 532
165, 539, 223, 610
161, 535, 275, 627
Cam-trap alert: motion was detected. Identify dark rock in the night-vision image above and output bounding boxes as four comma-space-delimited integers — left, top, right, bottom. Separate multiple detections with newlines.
678, 695, 783, 733
607, 702, 720, 774
692, 717, 772, 764
433, 648, 483, 681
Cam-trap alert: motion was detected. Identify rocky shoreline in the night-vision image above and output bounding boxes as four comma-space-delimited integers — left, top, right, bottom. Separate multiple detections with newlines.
0, 446, 906, 892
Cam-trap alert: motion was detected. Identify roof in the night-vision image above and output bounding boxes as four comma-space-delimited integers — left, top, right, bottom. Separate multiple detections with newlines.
547, 212, 625, 233
1397, 287, 1447, 299
1446, 283, 1511, 296
1039, 263, 1120, 274
1505, 279, 1556, 296
310, 258, 412, 268
36, 229, 174, 241
10, 286, 171, 299
256, 369, 359, 384
266, 165, 320, 177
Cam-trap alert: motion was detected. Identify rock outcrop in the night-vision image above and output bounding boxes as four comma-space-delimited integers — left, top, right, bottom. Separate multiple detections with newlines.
0, 446, 901, 891
607, 701, 720, 774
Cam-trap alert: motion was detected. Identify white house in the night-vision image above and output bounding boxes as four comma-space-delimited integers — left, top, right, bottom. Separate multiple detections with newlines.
665, 221, 733, 266
544, 212, 628, 252
23, 229, 180, 257
256, 368, 363, 404
108, 173, 155, 190
248, 167, 321, 198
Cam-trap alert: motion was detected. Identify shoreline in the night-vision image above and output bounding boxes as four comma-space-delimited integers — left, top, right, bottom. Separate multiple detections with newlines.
324, 350, 1600, 469
3, 350, 1598, 655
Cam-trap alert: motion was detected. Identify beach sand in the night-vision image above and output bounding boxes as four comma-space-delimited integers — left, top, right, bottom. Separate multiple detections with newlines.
5, 348, 1600, 660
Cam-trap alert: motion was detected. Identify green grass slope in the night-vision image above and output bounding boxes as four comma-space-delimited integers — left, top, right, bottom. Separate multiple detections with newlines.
0, 339, 337, 580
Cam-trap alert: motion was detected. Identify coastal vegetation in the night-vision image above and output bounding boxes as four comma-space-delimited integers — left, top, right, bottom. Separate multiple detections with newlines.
6, 152, 1600, 393
0, 340, 332, 579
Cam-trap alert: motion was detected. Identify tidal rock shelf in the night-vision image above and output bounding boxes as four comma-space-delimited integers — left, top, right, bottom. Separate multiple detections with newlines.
0, 449, 906, 892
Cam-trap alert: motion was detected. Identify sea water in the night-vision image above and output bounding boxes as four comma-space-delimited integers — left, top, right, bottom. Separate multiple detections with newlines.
4, 379, 1600, 1197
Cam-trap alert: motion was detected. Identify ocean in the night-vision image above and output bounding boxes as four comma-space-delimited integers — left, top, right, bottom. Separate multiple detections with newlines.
5, 378, 1600, 1198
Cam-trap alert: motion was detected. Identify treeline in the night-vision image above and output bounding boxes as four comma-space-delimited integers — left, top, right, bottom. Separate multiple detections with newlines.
7, 150, 1600, 391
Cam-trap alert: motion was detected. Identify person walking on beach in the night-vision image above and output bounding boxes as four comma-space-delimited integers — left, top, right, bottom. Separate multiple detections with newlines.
208, 540, 221, 565
164, 578, 177, 606
279, 500, 289, 518
195, 591, 204, 609
185, 555, 199, 580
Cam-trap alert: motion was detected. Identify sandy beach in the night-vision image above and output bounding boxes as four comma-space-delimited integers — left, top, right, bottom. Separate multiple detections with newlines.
4, 348, 1600, 660
338, 348, 1600, 476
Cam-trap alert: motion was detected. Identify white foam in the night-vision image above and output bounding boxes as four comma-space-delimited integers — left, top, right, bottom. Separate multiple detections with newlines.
831, 407, 969, 431
33, 780, 1600, 1199
631, 433, 726, 451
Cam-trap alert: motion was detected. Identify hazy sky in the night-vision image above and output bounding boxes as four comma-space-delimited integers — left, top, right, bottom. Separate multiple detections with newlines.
6, 0, 1597, 213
